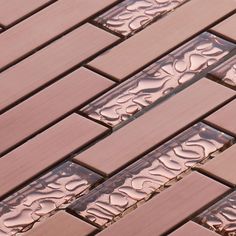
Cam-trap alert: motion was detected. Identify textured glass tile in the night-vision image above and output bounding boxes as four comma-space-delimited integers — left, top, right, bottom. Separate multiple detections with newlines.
195, 190, 236, 235
82, 32, 235, 127
0, 162, 101, 235
210, 55, 236, 87
69, 123, 233, 227
95, 0, 188, 36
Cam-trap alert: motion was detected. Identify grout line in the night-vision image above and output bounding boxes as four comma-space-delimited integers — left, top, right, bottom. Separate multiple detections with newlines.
0, 0, 124, 73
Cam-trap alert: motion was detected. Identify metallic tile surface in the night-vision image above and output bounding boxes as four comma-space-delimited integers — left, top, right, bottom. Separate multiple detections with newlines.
0, 162, 101, 235
82, 32, 235, 127
196, 191, 236, 236
95, 0, 188, 36
210, 55, 236, 87
70, 122, 233, 227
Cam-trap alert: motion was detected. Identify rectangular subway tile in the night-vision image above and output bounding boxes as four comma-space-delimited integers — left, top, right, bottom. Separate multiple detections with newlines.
0, 0, 53, 27
69, 122, 233, 227
0, 67, 113, 155
169, 221, 219, 236
0, 23, 118, 112
195, 190, 236, 236
210, 14, 236, 43
97, 172, 229, 236
95, 0, 188, 36
0, 0, 120, 69
198, 145, 236, 187
82, 32, 235, 127
0, 114, 107, 198
89, 0, 236, 81
205, 99, 236, 136
74, 79, 235, 176
209, 55, 236, 88
0, 161, 101, 235
24, 211, 97, 236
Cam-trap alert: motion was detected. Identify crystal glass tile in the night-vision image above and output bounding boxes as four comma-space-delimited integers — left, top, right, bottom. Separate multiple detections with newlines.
195, 190, 236, 236
95, 0, 188, 36
69, 122, 233, 227
210, 55, 236, 88
82, 32, 235, 127
0, 162, 101, 235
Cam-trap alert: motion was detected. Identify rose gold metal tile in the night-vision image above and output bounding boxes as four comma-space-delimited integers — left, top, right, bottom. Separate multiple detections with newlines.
210, 14, 236, 43
169, 221, 219, 236
195, 190, 236, 236
0, 0, 120, 69
0, 0, 53, 27
209, 55, 236, 88
24, 212, 97, 236
0, 23, 118, 113
198, 145, 236, 187
89, 0, 236, 81
82, 32, 235, 127
0, 114, 107, 199
74, 79, 235, 176
97, 172, 229, 236
95, 0, 188, 36
0, 67, 113, 155
205, 99, 236, 136
0, 162, 101, 235
69, 122, 233, 227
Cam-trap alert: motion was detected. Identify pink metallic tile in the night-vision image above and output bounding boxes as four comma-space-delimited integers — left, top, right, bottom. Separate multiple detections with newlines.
95, 0, 188, 36
82, 32, 235, 127
210, 55, 236, 88
69, 122, 233, 227
196, 190, 236, 236
0, 162, 101, 235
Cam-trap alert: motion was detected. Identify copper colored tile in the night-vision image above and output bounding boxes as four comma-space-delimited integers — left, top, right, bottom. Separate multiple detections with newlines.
0, 67, 113, 155
95, 0, 188, 36
0, 161, 101, 235
82, 32, 235, 127
0, 23, 118, 112
70, 122, 233, 227
198, 145, 236, 187
24, 212, 97, 236
97, 172, 229, 236
89, 0, 236, 81
209, 55, 236, 88
0, 114, 107, 198
211, 14, 236, 43
0, 0, 119, 69
169, 221, 219, 236
74, 79, 235, 176
0, 0, 53, 26
205, 99, 236, 136
196, 190, 236, 236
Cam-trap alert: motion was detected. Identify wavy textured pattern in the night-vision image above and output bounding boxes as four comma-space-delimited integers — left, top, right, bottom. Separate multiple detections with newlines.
69, 123, 233, 227
95, 0, 188, 36
0, 162, 101, 235
82, 32, 235, 127
196, 190, 236, 235
210, 55, 236, 87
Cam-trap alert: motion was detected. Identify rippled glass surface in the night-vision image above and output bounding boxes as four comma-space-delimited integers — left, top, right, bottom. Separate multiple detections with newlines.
82, 32, 235, 127
196, 190, 236, 235
95, 0, 188, 36
0, 162, 101, 235
69, 123, 233, 227
210, 55, 236, 87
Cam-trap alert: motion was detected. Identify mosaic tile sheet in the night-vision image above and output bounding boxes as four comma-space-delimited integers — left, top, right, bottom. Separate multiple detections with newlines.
196, 190, 236, 236
0, 162, 101, 235
69, 122, 233, 227
95, 0, 188, 36
210, 55, 236, 88
82, 32, 235, 127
